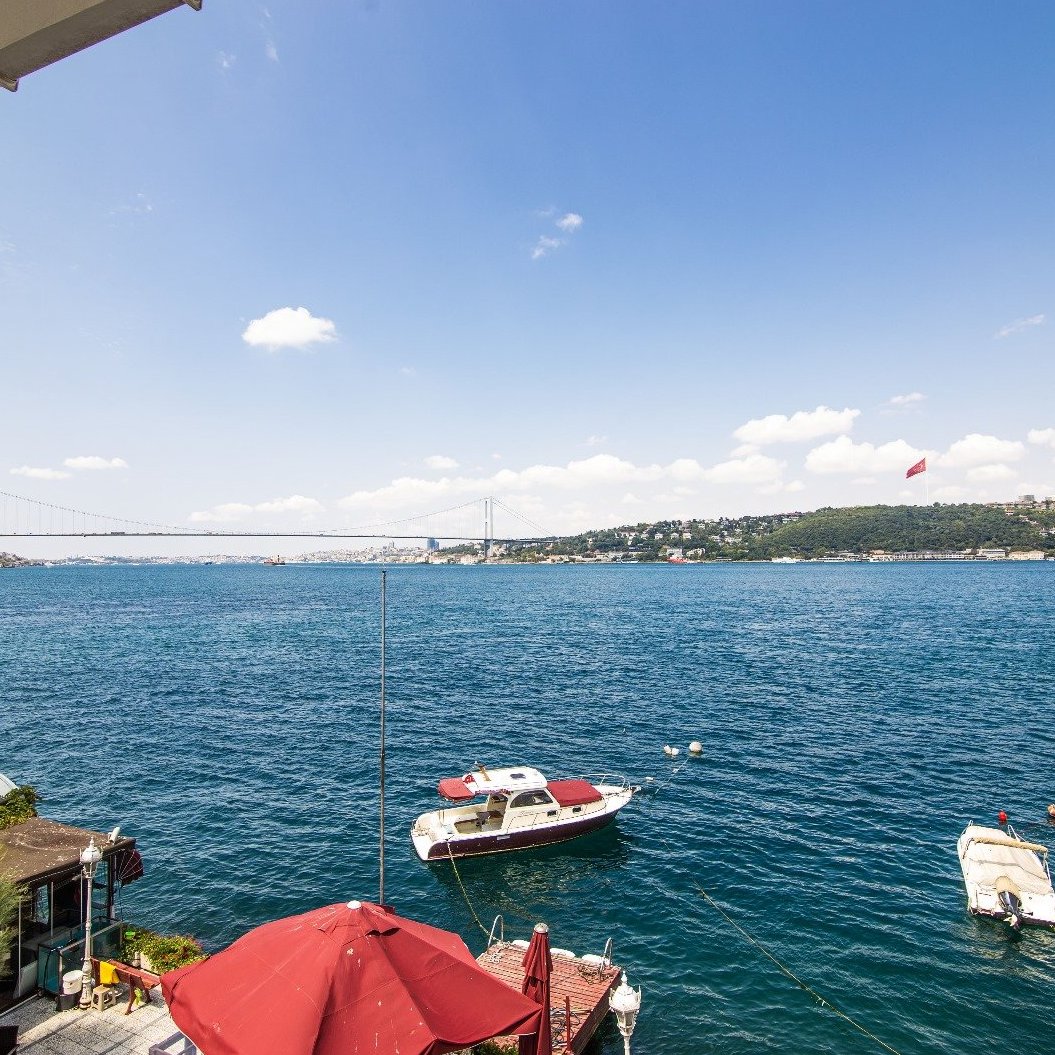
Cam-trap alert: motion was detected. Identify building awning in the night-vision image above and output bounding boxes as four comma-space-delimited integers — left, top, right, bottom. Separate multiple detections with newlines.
0, 816, 137, 887
0, 0, 202, 92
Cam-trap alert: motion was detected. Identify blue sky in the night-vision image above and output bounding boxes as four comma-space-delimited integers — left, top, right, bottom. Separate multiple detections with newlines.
3, 1, 1054, 554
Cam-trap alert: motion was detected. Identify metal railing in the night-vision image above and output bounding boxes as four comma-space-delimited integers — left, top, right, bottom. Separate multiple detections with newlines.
37, 918, 125, 995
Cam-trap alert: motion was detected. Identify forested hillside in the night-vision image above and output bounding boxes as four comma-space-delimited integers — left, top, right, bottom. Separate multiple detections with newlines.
501, 503, 1054, 561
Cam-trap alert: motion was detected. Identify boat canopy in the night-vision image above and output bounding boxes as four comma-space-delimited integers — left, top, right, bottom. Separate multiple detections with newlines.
437, 766, 548, 801
965, 832, 1048, 855
960, 825, 1052, 897
437, 778, 476, 802
548, 780, 603, 807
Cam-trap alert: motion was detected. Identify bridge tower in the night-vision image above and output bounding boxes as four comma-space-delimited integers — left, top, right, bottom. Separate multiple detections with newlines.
483, 496, 494, 560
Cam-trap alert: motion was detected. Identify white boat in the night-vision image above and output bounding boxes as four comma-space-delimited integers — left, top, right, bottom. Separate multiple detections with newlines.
957, 823, 1055, 930
411, 764, 637, 861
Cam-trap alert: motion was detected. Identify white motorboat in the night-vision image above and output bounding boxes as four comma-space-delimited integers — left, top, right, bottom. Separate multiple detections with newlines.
957, 823, 1055, 930
411, 764, 637, 861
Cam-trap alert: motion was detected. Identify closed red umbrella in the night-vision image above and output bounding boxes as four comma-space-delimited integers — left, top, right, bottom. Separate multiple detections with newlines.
518, 923, 553, 1055
163, 900, 542, 1055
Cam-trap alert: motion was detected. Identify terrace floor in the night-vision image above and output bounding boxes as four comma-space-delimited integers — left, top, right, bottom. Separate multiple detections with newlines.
0, 995, 194, 1055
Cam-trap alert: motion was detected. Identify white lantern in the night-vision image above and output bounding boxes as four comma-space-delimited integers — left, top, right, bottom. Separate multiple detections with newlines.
609, 972, 642, 1054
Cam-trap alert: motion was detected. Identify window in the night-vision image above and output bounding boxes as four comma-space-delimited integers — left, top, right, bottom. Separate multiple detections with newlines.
509, 790, 554, 809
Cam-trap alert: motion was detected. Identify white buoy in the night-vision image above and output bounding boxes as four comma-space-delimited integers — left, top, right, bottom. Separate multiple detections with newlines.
669, 747, 680, 757
662, 745, 674, 756
689, 741, 702, 755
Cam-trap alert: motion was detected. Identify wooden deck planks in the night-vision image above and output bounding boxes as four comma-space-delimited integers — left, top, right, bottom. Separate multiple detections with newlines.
475, 943, 621, 1054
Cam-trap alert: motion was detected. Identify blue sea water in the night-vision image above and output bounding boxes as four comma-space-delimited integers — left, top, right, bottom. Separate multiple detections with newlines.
2, 562, 1054, 1054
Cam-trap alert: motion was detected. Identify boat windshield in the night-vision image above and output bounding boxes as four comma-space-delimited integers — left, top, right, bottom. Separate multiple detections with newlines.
509, 790, 554, 808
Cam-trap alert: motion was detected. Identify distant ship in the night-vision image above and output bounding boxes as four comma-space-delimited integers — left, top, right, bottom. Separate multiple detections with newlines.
262, 555, 286, 566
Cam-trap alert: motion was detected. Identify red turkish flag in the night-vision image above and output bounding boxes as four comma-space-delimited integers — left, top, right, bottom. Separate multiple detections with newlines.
905, 457, 927, 478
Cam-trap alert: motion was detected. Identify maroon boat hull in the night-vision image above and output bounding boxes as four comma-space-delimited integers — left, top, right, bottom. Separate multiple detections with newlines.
426, 808, 619, 860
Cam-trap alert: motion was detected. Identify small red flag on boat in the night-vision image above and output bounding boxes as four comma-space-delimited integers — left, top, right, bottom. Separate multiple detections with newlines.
905, 457, 927, 479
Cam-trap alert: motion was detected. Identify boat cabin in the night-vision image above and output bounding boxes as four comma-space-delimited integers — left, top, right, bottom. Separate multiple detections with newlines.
436, 767, 605, 834
0, 816, 142, 1007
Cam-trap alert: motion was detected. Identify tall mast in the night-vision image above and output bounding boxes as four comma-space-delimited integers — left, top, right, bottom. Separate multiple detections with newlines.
379, 568, 387, 904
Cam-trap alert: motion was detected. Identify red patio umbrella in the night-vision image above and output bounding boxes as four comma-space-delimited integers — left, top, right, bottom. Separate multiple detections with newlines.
162, 900, 542, 1055
518, 923, 553, 1055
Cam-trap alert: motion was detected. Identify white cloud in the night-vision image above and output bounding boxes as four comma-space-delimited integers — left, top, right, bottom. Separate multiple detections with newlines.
621, 492, 643, 505
530, 210, 584, 259
933, 485, 972, 500
730, 443, 759, 458
63, 456, 128, 471
1027, 428, 1055, 448
399, 366, 417, 377
733, 405, 859, 446
784, 480, 805, 493
805, 436, 926, 475
700, 454, 785, 485
265, 41, 279, 62
939, 433, 1025, 468
217, 51, 236, 70
242, 306, 337, 351
531, 236, 562, 260
966, 464, 1016, 483
994, 314, 1045, 339
255, 495, 322, 515
110, 192, 153, 218
585, 434, 608, 448
425, 455, 459, 470
189, 494, 323, 523
10, 466, 70, 480
883, 392, 926, 415
338, 453, 797, 521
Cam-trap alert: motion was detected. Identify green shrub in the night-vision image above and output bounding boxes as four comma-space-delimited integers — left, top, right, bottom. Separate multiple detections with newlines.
123, 928, 206, 974
0, 875, 26, 976
0, 786, 39, 831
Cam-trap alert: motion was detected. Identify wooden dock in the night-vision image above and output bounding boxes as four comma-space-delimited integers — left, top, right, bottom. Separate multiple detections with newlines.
475, 942, 621, 1054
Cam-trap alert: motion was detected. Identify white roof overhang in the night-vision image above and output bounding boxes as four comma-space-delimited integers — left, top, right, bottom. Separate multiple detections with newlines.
0, 0, 201, 92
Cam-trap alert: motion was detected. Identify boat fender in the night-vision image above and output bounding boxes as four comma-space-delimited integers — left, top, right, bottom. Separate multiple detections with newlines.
689, 741, 703, 755
998, 810, 1008, 826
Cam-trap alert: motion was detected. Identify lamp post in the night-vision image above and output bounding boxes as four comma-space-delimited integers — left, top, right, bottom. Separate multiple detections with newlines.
78, 838, 102, 1009
608, 972, 641, 1055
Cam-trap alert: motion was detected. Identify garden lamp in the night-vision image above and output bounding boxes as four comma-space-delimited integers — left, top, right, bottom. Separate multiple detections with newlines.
609, 972, 642, 1055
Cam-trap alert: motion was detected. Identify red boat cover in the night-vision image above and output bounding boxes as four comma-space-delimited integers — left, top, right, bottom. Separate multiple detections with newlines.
438, 777, 475, 801
163, 900, 542, 1055
547, 779, 603, 807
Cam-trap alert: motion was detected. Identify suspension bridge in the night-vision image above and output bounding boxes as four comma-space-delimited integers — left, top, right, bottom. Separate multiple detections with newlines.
0, 490, 557, 555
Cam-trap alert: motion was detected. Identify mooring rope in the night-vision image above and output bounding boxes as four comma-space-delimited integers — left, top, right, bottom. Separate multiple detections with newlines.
643, 766, 906, 1055
443, 773, 904, 1055
444, 842, 492, 938
670, 874, 906, 1055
